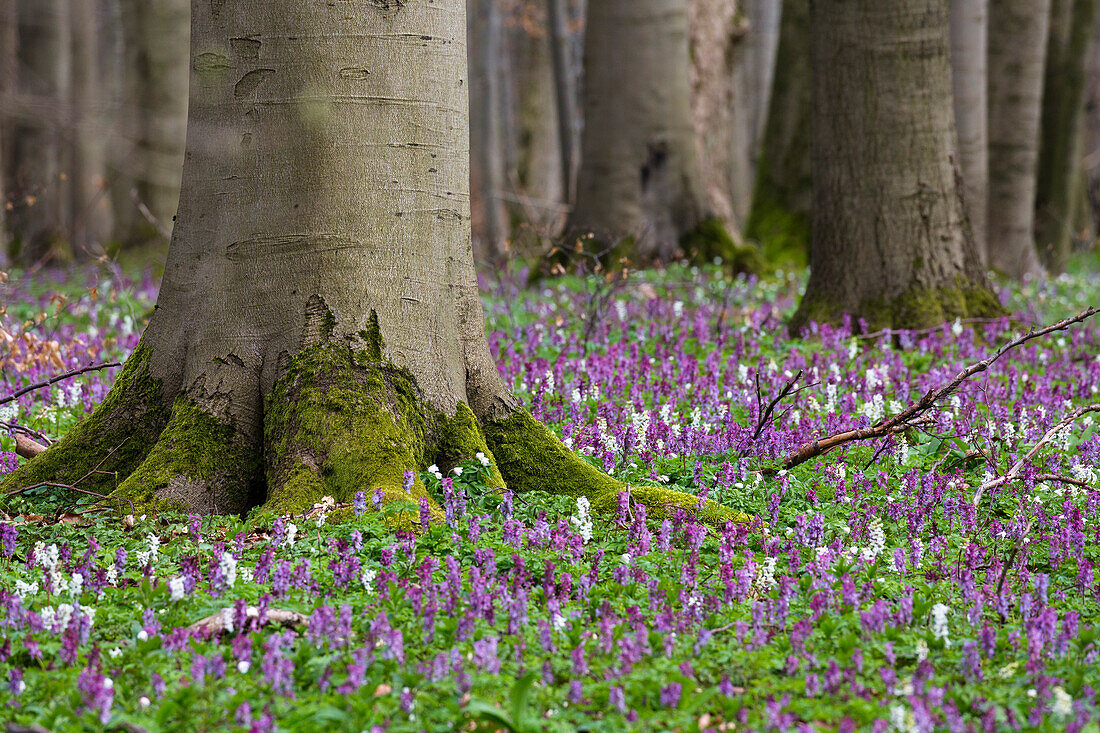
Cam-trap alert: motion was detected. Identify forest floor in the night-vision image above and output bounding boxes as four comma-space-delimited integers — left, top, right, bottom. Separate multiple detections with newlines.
1, 256, 1099, 731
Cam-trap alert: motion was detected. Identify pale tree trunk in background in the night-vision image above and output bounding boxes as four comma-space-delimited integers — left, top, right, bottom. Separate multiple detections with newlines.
730, 0, 782, 224
110, 0, 188, 247
949, 0, 989, 262
69, 0, 112, 257
791, 0, 1001, 334
569, 0, 705, 263
512, 22, 564, 235
686, 0, 742, 229
468, 0, 509, 263
0, 2, 15, 255
1035, 0, 1099, 273
745, 0, 811, 264
547, 0, 577, 208
987, 0, 1049, 279
9, 0, 71, 261
2, 0, 735, 527
1083, 7, 1100, 233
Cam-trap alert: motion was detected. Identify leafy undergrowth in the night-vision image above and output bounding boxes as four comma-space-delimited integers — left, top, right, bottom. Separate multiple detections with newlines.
1, 257, 1100, 731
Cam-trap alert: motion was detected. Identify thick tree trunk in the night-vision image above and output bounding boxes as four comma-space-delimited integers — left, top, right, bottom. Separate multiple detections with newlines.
568, 0, 707, 264
987, 0, 1050, 279
744, 0, 811, 265
729, 0, 782, 224
791, 0, 1002, 334
69, 0, 112, 257
2, 0, 736, 526
686, 0, 742, 229
0, 1, 15, 256
109, 0, 188, 246
949, 0, 989, 260
1036, 0, 1099, 273
468, 0, 509, 262
1083, 6, 1100, 232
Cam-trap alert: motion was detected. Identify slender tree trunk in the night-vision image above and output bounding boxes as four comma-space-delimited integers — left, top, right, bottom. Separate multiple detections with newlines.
791, 0, 1001, 335
547, 0, 577, 206
1036, 0, 1099, 273
568, 0, 706, 263
69, 0, 112, 257
512, 22, 564, 233
686, 0, 742, 228
2, 0, 736, 526
745, 0, 811, 265
1083, 6, 1100, 232
0, 1, 15, 256
730, 0, 782, 224
110, 0, 188, 246
468, 0, 509, 262
949, 0, 989, 261
987, 0, 1050, 279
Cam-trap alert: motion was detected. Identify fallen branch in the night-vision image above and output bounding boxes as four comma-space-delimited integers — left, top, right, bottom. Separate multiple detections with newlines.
747, 369, 810, 446
778, 307, 1099, 471
14, 434, 47, 459
973, 403, 1100, 505
0, 360, 121, 407
186, 607, 309, 636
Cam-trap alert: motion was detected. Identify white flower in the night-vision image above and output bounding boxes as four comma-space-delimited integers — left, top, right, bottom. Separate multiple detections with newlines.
221, 608, 235, 632
219, 552, 238, 589
106, 647, 122, 659
570, 497, 593, 544
14, 680, 25, 695
137, 629, 148, 642
239, 566, 254, 584
1052, 686, 1073, 718
361, 566, 377, 593
237, 661, 251, 674
551, 613, 567, 632
283, 522, 298, 547
476, 452, 490, 466
755, 557, 777, 589
620, 553, 631, 566
106, 564, 118, 586
931, 603, 951, 646
139, 696, 151, 708
452, 467, 463, 477
69, 573, 84, 599
169, 577, 186, 602
915, 639, 929, 662
951, 318, 963, 337
314, 513, 326, 528
14, 580, 38, 601
866, 516, 886, 560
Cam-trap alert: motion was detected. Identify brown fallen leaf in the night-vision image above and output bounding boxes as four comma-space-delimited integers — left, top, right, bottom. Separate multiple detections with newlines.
57, 512, 91, 527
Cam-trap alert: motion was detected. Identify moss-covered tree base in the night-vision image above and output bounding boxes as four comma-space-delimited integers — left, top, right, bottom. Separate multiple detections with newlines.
679, 218, 766, 276
788, 278, 1007, 336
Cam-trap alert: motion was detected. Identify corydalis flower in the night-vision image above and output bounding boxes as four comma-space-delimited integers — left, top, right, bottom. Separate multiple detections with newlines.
570, 496, 593, 544
931, 603, 951, 646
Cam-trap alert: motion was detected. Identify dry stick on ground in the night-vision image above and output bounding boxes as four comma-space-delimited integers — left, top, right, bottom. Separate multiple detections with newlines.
747, 369, 811, 446
972, 403, 1100, 505
0, 360, 121, 407
777, 307, 1100, 472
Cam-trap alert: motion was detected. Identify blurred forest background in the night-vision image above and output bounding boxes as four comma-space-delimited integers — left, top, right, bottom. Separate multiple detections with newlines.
0, 0, 1097, 278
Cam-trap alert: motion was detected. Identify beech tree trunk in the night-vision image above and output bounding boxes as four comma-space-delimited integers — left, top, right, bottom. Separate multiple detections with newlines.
568, 0, 707, 263
0, 1, 14, 255
791, 0, 1001, 334
468, 0, 509, 262
987, 0, 1050, 279
547, 0, 577, 207
744, 0, 811, 264
729, 0, 782, 224
949, 0, 989, 260
2, 0, 735, 526
69, 0, 112, 256
1035, 0, 1099, 273
109, 0, 188, 246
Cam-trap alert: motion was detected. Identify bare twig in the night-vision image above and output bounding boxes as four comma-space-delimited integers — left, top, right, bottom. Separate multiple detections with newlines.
130, 188, 172, 240
0, 360, 121, 407
8, 481, 136, 519
748, 369, 806, 445
779, 307, 1099, 471
973, 403, 1100, 505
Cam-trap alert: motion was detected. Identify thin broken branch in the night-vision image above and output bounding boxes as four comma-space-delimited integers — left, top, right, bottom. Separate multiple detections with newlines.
0, 360, 121, 407
749, 369, 806, 446
779, 307, 1099, 471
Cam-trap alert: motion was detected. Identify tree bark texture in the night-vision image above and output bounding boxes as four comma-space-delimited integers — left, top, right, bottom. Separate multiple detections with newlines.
109, 0, 189, 246
1035, 0, 1099, 273
468, 0, 509, 262
568, 0, 705, 263
546, 0, 577, 207
744, 0, 811, 265
1, 0, 737, 527
791, 0, 1001, 334
949, 0, 989, 261
0, 1, 15, 254
729, 0, 782, 224
987, 0, 1050, 279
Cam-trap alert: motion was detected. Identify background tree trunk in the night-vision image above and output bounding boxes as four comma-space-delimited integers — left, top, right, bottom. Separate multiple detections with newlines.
791, 0, 1001, 334
0, 1, 15, 257
547, 0, 577, 209
1035, 0, 1099, 273
987, 0, 1050, 279
109, 0, 188, 247
949, 0, 989, 261
729, 0, 782, 225
469, 0, 509, 263
744, 0, 811, 265
69, 0, 112, 257
568, 0, 705, 263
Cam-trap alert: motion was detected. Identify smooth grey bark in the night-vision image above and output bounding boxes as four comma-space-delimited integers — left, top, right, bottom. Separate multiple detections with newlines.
987, 0, 1050, 279
512, 21, 564, 233
1035, 0, 1099, 273
1083, 4, 1100, 231
792, 0, 1000, 334
69, 0, 112, 256
468, 0, 509, 262
745, 0, 811, 264
0, 1, 15, 255
949, 0, 989, 261
547, 0, 577, 206
568, 0, 705, 262
109, 0, 188, 246
687, 0, 741, 228
730, 0, 782, 223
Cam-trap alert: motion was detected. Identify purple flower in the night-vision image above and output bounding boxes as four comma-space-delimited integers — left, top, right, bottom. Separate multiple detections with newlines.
609, 684, 627, 712
659, 682, 681, 708
0, 523, 17, 557
353, 491, 366, 517
76, 669, 114, 724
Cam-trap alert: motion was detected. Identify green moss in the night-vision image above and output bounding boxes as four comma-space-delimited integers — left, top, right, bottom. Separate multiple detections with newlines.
744, 188, 810, 269
1, 346, 169, 505
789, 278, 1007, 335
482, 409, 748, 525
112, 397, 259, 515
361, 309, 384, 362
433, 402, 505, 488
680, 217, 767, 276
